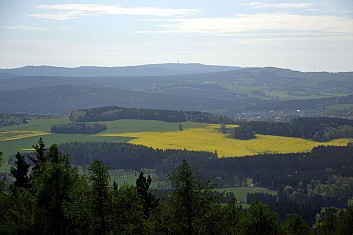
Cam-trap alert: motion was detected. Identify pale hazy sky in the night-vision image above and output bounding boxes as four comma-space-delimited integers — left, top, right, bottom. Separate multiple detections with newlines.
1, 0, 353, 71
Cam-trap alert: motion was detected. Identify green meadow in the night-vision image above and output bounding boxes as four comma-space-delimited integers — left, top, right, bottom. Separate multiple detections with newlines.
216, 186, 277, 208
0, 118, 206, 171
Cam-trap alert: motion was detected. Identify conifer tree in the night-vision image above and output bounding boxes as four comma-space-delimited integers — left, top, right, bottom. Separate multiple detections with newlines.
30, 138, 46, 171
240, 201, 281, 235
163, 160, 216, 235
136, 171, 158, 218
88, 160, 110, 235
10, 152, 30, 188
112, 180, 118, 191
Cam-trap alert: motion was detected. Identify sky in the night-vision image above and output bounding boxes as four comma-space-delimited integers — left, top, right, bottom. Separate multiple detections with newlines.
1, 0, 353, 72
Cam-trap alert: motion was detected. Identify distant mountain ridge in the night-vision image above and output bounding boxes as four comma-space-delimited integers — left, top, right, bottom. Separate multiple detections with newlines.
1, 64, 352, 118
0, 63, 240, 77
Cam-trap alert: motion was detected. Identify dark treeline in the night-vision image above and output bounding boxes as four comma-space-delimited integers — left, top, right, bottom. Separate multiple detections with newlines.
247, 192, 278, 205
198, 145, 353, 190
70, 106, 235, 123
233, 117, 353, 141
2, 144, 353, 234
246, 192, 347, 225
51, 122, 107, 134
58, 141, 216, 170
271, 201, 322, 225
58, 142, 353, 190
247, 193, 319, 224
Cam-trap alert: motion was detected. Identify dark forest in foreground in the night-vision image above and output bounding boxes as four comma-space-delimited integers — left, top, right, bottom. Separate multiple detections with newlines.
1, 140, 353, 234
1, 138, 353, 234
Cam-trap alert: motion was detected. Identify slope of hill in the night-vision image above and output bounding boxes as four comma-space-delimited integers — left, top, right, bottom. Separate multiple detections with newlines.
0, 85, 260, 115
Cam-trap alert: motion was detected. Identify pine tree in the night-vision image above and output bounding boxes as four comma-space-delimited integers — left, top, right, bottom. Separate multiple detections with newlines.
136, 171, 158, 218
31, 142, 91, 234
240, 201, 281, 235
163, 160, 216, 235
281, 214, 311, 235
0, 151, 3, 167
10, 152, 30, 188
337, 207, 353, 235
88, 160, 110, 235
47, 144, 69, 165
112, 181, 118, 191
30, 138, 46, 171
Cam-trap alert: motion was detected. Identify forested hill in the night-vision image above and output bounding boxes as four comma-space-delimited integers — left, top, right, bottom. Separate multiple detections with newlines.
70, 106, 235, 123
233, 117, 353, 141
0, 85, 257, 115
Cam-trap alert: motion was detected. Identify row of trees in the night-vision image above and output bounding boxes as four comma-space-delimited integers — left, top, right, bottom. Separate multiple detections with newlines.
69, 106, 235, 123
0, 113, 57, 128
2, 141, 353, 234
50, 122, 107, 134
0, 113, 29, 127
232, 117, 353, 141
57, 141, 216, 170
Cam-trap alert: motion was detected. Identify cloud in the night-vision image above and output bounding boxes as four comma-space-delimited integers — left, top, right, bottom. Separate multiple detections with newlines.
242, 2, 353, 14
153, 13, 353, 37
226, 35, 353, 46
30, 4, 200, 20
5, 25, 72, 31
5, 26, 47, 31
243, 2, 314, 9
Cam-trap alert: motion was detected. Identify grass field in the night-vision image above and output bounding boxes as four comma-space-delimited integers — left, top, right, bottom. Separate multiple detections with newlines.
0, 119, 206, 171
102, 119, 206, 134
107, 173, 275, 206
101, 124, 352, 157
108, 177, 276, 205
109, 169, 139, 186
225, 85, 346, 100
216, 186, 277, 204
327, 104, 353, 111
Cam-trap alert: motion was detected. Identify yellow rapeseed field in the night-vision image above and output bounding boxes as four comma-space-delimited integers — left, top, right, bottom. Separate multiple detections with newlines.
100, 124, 352, 157
0, 131, 50, 142
21, 148, 35, 151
